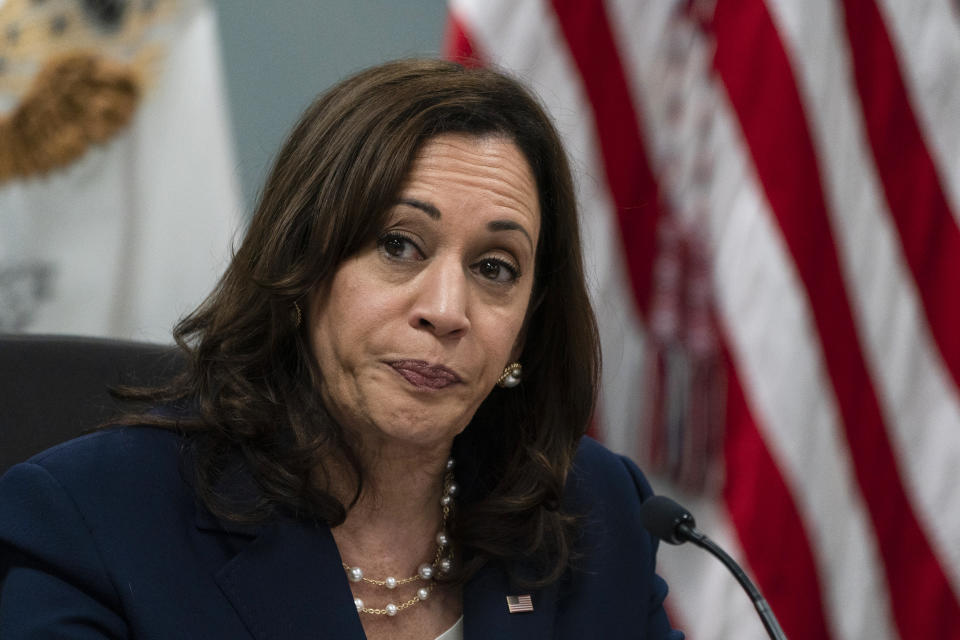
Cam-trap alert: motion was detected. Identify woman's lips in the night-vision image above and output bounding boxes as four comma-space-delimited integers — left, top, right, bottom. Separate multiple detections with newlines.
389, 360, 462, 390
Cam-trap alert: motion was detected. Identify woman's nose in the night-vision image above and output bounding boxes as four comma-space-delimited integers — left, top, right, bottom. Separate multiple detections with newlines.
409, 258, 470, 338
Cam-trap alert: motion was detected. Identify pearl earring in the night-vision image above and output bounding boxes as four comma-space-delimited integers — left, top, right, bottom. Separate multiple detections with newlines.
497, 362, 522, 388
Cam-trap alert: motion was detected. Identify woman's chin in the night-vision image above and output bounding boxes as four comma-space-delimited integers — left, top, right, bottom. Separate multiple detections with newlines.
363, 409, 468, 453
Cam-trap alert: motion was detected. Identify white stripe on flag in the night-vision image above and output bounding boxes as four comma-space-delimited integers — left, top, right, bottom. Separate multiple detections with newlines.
875, 0, 960, 228
767, 0, 960, 602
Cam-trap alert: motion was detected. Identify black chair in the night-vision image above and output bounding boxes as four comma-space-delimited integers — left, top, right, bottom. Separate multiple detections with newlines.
0, 334, 183, 475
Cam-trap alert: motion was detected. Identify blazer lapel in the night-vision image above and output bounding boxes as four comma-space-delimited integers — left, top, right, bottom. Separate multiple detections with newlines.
207, 515, 366, 640
463, 562, 558, 640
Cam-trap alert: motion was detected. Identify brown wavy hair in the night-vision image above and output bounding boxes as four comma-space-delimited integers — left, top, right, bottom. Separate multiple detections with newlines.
124, 59, 600, 587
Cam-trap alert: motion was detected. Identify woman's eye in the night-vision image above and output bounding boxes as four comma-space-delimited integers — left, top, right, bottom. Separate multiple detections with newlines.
475, 258, 519, 283
378, 233, 421, 260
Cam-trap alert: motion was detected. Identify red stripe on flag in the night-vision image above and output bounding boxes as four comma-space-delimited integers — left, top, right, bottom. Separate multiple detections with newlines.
710, 1, 960, 636
839, 1, 960, 404
548, 0, 661, 317
722, 344, 833, 640
547, 1, 829, 636
443, 12, 484, 67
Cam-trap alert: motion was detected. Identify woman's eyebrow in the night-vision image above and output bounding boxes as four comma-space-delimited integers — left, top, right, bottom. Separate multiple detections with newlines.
487, 220, 533, 250
399, 198, 441, 219
398, 198, 534, 249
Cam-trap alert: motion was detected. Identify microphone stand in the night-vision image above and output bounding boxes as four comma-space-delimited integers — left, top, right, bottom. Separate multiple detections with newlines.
677, 523, 788, 640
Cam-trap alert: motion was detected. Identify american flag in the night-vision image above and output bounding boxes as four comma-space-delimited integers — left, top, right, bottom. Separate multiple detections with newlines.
507, 594, 536, 613
446, 1, 960, 638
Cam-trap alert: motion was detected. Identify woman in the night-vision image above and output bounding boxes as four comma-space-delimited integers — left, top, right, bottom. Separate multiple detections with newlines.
0, 59, 683, 639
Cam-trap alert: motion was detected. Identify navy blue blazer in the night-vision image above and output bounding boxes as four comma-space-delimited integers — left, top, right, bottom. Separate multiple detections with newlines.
0, 427, 683, 639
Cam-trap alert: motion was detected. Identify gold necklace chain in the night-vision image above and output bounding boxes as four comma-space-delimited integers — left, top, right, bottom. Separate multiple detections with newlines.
344, 459, 457, 617
346, 571, 422, 588
360, 585, 436, 616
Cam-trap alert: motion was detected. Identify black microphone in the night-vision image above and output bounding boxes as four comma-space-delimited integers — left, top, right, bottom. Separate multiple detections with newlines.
640, 495, 788, 640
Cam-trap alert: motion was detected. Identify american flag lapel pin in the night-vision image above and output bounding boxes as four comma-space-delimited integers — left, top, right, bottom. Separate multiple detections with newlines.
506, 594, 534, 613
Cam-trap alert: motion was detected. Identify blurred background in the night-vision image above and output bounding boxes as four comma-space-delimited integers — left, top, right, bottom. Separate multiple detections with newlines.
3, 1, 959, 638
214, 0, 446, 212
0, 0, 445, 340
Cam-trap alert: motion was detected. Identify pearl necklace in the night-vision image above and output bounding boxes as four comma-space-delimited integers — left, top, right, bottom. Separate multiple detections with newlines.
343, 458, 457, 617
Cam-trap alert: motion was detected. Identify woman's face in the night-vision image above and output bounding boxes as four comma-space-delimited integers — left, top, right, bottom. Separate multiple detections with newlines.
309, 133, 540, 452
